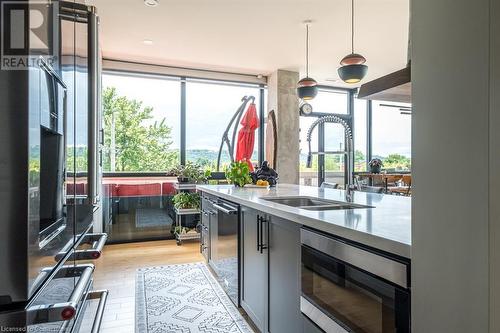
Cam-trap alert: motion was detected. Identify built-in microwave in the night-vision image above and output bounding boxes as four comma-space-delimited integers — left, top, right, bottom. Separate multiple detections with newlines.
300, 228, 411, 333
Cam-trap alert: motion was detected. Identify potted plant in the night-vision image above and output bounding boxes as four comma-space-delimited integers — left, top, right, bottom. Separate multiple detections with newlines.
168, 162, 211, 183
368, 158, 383, 174
172, 192, 201, 211
226, 160, 252, 187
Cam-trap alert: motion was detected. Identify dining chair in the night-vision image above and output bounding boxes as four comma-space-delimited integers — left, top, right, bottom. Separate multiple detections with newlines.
389, 175, 412, 196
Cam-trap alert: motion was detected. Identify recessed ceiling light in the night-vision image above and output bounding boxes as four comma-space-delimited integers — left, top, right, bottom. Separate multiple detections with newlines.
144, 0, 159, 7
325, 78, 340, 83
143, 39, 153, 45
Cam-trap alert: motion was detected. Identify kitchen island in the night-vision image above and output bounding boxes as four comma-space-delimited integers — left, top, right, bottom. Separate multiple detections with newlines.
198, 183, 412, 333
197, 183, 411, 258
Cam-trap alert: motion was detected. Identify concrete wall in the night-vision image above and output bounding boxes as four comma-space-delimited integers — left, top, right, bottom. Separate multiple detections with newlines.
267, 70, 300, 184
412, 0, 495, 331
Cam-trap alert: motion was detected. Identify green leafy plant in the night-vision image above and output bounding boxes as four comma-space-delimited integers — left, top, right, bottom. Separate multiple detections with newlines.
168, 162, 211, 183
226, 161, 252, 187
172, 192, 201, 210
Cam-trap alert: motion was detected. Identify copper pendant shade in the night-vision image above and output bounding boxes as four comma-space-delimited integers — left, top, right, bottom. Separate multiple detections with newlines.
297, 22, 318, 100
338, 0, 368, 84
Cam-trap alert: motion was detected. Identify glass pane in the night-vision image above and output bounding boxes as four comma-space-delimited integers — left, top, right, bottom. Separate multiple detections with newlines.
324, 123, 345, 152
324, 154, 345, 187
300, 117, 318, 186
102, 73, 181, 172
354, 98, 368, 171
186, 80, 262, 171
309, 89, 348, 114
372, 101, 412, 171
302, 246, 409, 333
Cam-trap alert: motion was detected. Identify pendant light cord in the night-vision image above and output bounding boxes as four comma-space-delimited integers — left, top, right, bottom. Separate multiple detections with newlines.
351, 0, 354, 54
306, 24, 309, 77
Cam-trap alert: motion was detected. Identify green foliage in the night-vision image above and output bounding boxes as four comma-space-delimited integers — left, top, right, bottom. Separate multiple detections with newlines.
382, 154, 411, 170
102, 87, 178, 172
168, 162, 211, 183
172, 192, 201, 210
225, 161, 252, 187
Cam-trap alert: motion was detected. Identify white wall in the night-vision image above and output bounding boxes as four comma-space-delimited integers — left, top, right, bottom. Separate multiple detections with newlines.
412, 0, 497, 331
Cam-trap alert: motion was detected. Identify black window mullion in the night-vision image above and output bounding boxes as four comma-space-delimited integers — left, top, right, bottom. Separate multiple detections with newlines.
367, 100, 373, 167
180, 77, 186, 165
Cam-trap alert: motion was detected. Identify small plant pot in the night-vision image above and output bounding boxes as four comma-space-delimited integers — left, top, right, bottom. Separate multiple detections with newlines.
370, 165, 382, 174
177, 176, 190, 183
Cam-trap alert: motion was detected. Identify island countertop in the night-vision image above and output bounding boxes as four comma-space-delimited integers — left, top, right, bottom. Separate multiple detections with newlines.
197, 183, 411, 259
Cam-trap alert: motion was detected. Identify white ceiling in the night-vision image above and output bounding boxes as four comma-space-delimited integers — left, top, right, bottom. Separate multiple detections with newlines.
88, 0, 409, 87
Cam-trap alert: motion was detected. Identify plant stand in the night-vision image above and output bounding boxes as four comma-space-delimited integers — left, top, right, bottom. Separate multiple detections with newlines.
173, 183, 201, 246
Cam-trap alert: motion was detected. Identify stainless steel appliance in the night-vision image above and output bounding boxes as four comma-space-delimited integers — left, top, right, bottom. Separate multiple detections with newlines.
300, 228, 411, 333
0, 1, 106, 331
208, 198, 240, 306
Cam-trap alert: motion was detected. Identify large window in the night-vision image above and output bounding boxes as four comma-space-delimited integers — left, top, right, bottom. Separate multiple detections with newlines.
371, 101, 412, 171
102, 73, 181, 172
299, 88, 351, 187
186, 80, 262, 170
309, 89, 348, 114
102, 72, 264, 173
354, 98, 368, 171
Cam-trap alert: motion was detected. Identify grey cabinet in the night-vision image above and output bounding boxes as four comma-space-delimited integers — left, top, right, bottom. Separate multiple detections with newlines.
241, 206, 267, 332
268, 215, 302, 333
241, 207, 301, 333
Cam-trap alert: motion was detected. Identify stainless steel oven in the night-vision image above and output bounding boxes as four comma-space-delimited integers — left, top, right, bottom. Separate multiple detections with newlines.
300, 228, 411, 333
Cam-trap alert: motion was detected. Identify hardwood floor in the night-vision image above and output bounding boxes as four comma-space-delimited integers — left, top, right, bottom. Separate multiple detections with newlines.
91, 240, 203, 333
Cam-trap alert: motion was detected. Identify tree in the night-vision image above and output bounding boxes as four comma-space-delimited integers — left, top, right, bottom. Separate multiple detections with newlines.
383, 153, 411, 170
102, 87, 178, 172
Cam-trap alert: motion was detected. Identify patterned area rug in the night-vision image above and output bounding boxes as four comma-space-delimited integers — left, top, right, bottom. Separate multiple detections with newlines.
136, 263, 254, 333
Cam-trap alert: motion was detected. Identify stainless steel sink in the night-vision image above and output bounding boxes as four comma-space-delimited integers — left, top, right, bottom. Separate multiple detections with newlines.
261, 196, 372, 210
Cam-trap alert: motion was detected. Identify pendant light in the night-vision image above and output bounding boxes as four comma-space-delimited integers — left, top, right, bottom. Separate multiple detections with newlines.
338, 0, 368, 84
297, 22, 318, 100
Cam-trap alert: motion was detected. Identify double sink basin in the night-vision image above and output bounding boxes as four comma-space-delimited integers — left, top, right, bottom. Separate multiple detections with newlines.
261, 196, 373, 211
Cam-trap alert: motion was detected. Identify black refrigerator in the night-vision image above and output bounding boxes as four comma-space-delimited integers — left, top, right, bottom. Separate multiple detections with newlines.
0, 1, 107, 331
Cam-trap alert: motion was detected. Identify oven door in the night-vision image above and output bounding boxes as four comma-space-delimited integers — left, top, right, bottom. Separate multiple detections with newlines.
301, 243, 410, 333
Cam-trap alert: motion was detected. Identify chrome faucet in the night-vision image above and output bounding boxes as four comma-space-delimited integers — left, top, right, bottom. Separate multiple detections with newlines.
305, 115, 354, 189
345, 184, 356, 202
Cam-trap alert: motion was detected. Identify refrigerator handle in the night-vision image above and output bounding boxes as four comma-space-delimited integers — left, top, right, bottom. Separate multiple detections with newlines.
88, 9, 100, 205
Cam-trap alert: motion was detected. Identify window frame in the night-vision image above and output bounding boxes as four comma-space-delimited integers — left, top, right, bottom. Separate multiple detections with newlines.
101, 68, 267, 174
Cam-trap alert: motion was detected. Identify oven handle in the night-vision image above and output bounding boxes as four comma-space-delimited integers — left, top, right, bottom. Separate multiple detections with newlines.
54, 233, 107, 261
86, 289, 109, 333
73, 233, 107, 260
213, 202, 238, 215
301, 296, 348, 333
26, 264, 94, 325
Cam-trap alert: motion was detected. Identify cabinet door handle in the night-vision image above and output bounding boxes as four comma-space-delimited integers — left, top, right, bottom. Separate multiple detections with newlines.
257, 215, 261, 251
259, 216, 268, 254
